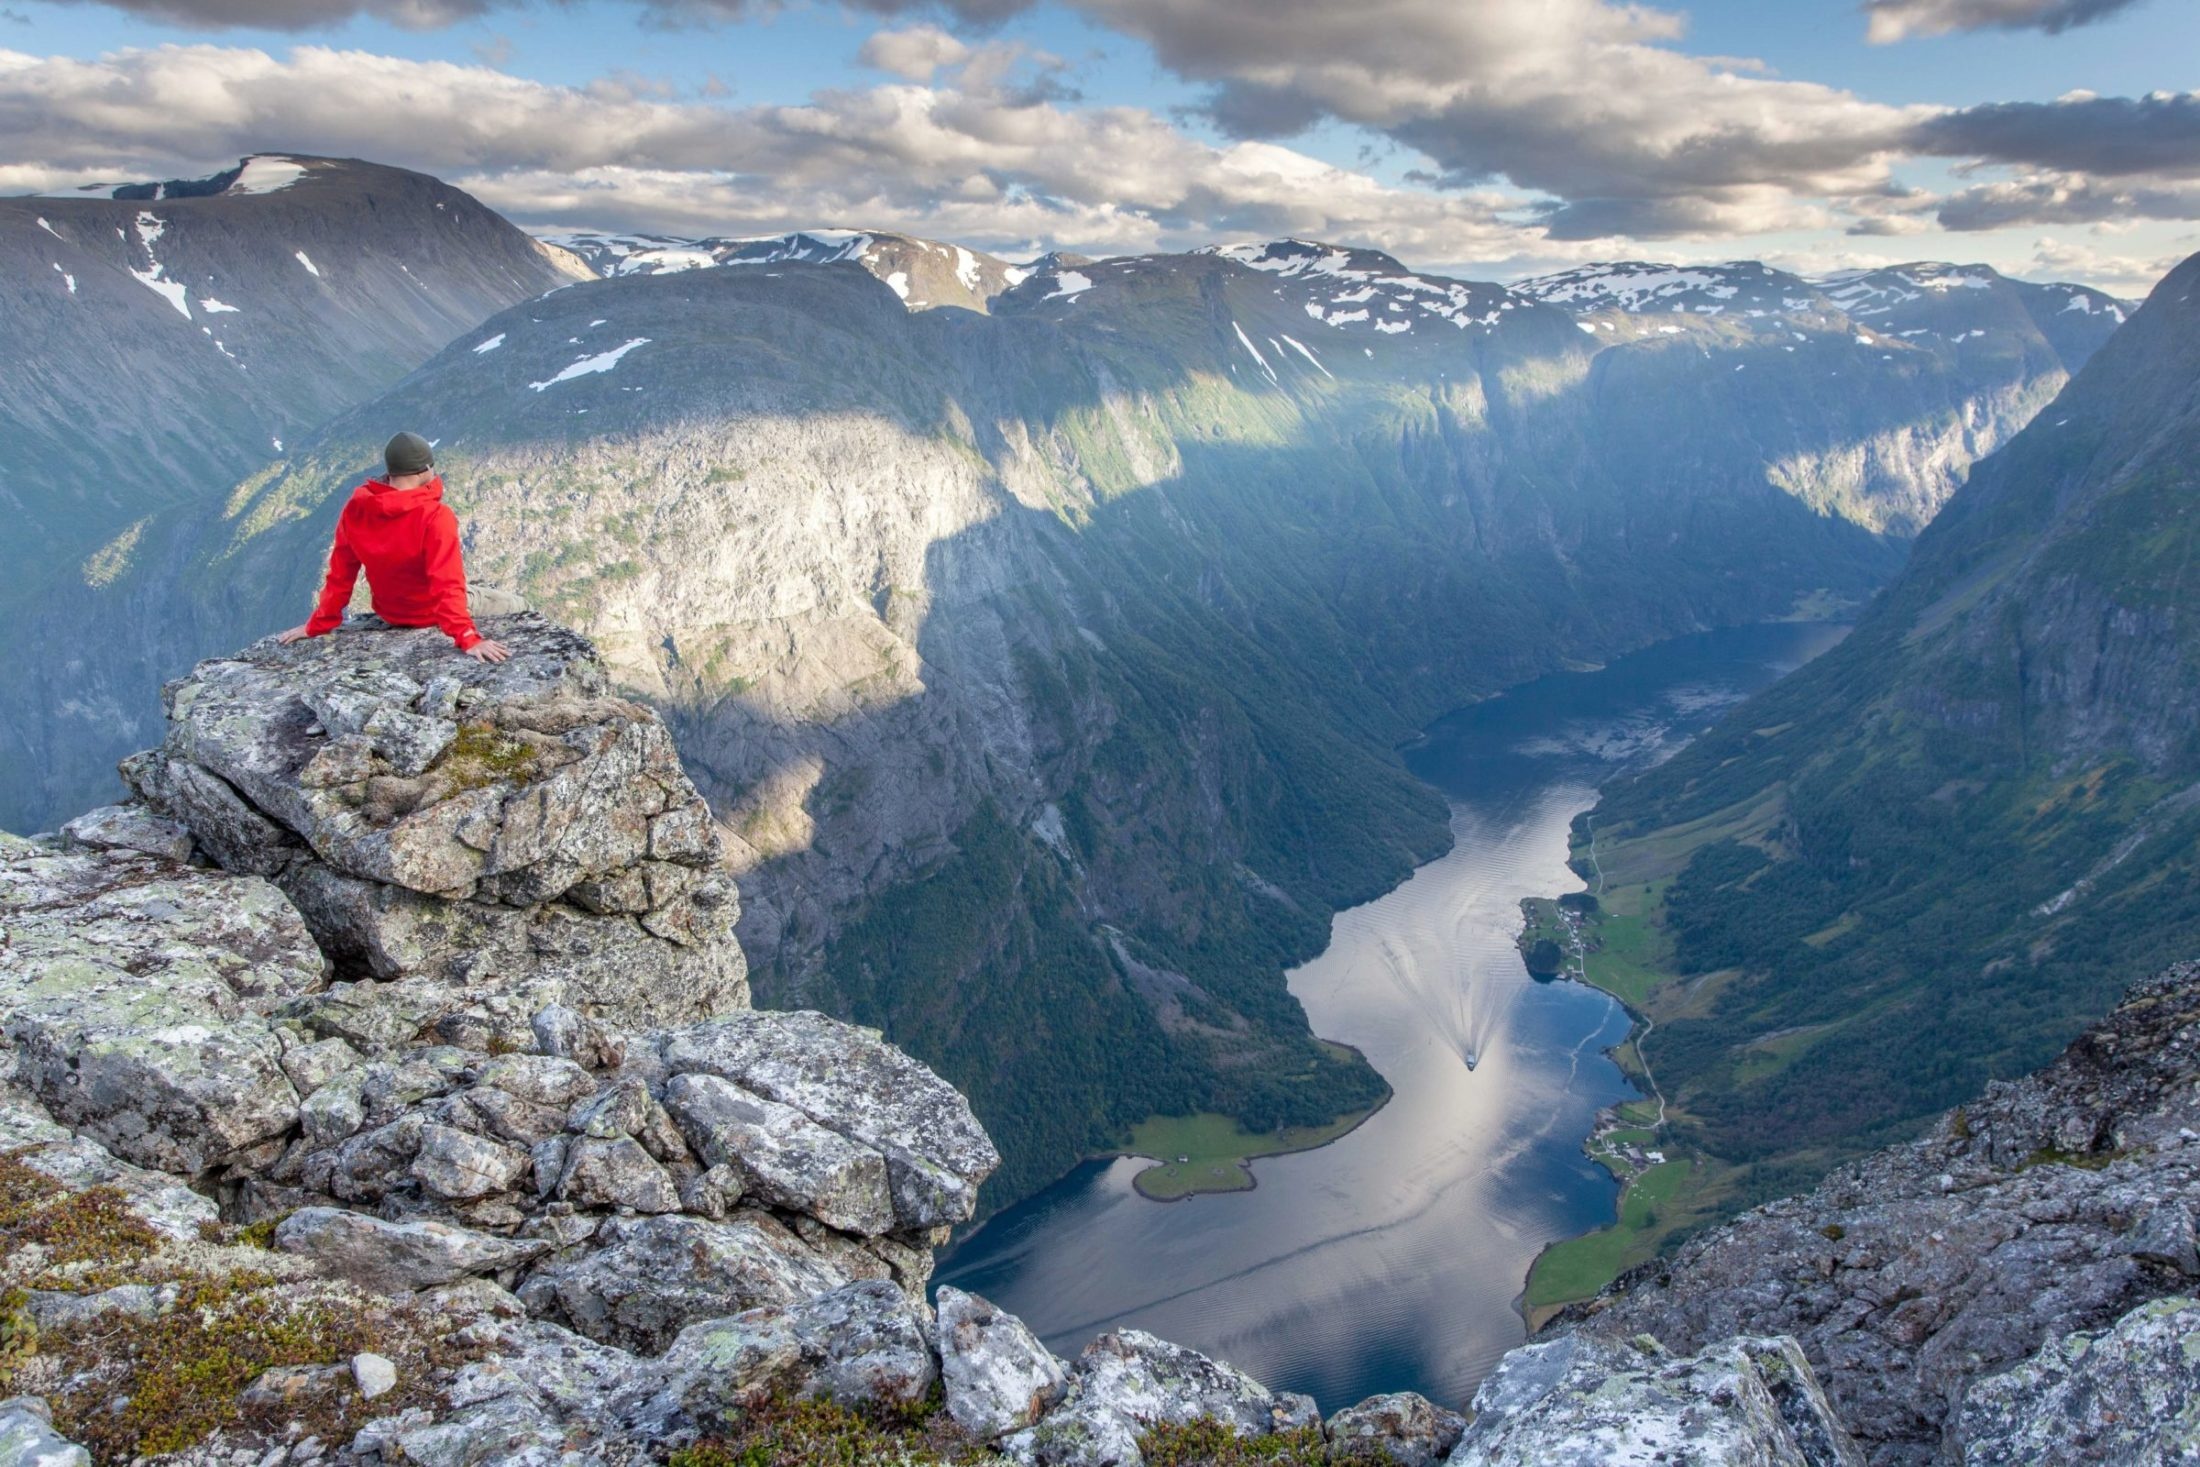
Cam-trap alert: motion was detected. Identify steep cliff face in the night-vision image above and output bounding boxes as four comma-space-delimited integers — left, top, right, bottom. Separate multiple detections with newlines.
1514, 259, 2127, 536
21, 230, 2128, 1207
1582, 249, 2200, 1205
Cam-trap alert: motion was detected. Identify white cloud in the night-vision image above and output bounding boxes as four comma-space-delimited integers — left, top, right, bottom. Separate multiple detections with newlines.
1063, 0, 1929, 238
858, 24, 970, 83
2022, 235, 2183, 297
0, 42, 1553, 264
1863, 0, 2146, 44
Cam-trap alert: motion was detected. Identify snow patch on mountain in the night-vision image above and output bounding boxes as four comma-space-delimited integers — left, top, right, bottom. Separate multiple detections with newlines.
127, 211, 192, 319
1210, 239, 1518, 335
1044, 270, 1093, 302
1231, 321, 1278, 384
227, 156, 308, 196
528, 337, 651, 391
294, 250, 321, 278
1280, 335, 1333, 379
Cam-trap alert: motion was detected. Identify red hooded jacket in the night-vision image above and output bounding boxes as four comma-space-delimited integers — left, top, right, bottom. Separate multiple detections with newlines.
304, 477, 483, 650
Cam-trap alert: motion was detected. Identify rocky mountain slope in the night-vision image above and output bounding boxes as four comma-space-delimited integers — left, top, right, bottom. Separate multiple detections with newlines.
1568, 959, 2200, 1464
0, 153, 589, 828
1, 612, 2191, 1465
12, 222, 2131, 1211
1579, 248, 2200, 1208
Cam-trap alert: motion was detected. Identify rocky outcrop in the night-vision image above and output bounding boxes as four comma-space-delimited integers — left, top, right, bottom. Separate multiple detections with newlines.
1953, 1294, 2200, 1464
0, 616, 1012, 1460
936, 1285, 1069, 1442
1324, 1392, 1465, 1467
122, 612, 746, 1035
1452, 1333, 1860, 1466
0, 831, 324, 1176
1566, 959, 2200, 1464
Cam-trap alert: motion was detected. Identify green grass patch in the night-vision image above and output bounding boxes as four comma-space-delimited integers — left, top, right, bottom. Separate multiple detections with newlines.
1523, 1158, 1729, 1312
1801, 912, 1861, 949
1138, 1420, 1329, 1465
671, 1393, 984, 1466
1120, 1099, 1382, 1202
1587, 789, 1787, 892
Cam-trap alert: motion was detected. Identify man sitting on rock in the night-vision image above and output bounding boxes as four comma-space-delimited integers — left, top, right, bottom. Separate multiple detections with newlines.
277, 431, 512, 663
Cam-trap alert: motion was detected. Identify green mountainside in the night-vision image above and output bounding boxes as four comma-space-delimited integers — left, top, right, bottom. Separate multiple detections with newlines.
1582, 248, 2200, 1208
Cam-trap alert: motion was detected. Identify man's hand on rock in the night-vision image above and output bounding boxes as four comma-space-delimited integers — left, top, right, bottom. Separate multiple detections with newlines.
275, 624, 311, 645
466, 638, 513, 664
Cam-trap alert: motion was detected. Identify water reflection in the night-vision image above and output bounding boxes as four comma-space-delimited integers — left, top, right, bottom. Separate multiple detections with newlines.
937, 623, 1847, 1411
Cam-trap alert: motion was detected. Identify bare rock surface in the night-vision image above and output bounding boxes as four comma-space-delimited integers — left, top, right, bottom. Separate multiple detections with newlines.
517, 1210, 860, 1355
122, 612, 746, 1033
1002, 1329, 1318, 1466
937, 1285, 1069, 1442
0, 832, 322, 1173
662, 1009, 1000, 1229
623, 1279, 939, 1435
662, 1070, 896, 1235
274, 1207, 549, 1292
1326, 1391, 1467, 1467
1953, 1293, 2200, 1465
56, 803, 194, 864
0, 1396, 90, 1467
1567, 960, 2200, 1464
1449, 1333, 1861, 1466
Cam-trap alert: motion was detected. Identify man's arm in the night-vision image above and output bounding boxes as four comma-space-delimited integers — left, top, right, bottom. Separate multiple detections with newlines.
300, 520, 362, 636
423, 506, 488, 653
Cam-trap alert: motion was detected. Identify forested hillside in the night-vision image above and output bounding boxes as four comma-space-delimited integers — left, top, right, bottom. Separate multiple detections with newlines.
1584, 248, 2200, 1203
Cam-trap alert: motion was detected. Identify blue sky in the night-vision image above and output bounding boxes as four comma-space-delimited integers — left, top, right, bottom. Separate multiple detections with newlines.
3, 0, 2193, 292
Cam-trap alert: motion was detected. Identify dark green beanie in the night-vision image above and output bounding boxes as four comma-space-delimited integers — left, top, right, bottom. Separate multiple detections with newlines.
384, 431, 435, 478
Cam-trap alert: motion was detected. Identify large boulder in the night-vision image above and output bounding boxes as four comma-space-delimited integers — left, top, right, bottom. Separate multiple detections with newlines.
0, 833, 323, 1173
1003, 1329, 1317, 1467
516, 1211, 859, 1354
122, 613, 746, 1032
1954, 1294, 2200, 1464
624, 1280, 938, 1433
1448, 1334, 1862, 1467
662, 1010, 1000, 1229
275, 1206, 549, 1293
936, 1286, 1069, 1442
1326, 1392, 1468, 1467
661, 1071, 896, 1235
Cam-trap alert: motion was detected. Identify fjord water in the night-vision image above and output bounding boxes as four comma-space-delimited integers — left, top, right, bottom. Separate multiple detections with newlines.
935, 621, 1848, 1411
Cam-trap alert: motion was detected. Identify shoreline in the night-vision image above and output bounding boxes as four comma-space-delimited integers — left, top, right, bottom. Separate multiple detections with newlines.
1514, 859, 1703, 1328
1121, 1039, 1397, 1203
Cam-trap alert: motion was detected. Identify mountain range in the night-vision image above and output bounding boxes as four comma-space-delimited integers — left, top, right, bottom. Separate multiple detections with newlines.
0, 154, 2141, 1210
